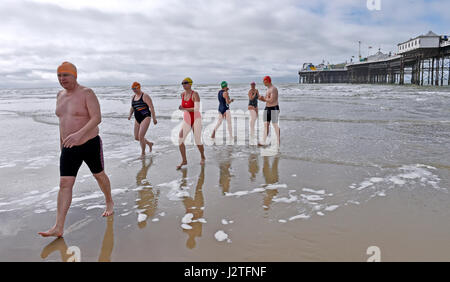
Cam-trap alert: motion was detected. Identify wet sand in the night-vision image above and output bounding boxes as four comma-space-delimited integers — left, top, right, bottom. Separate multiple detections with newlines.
1, 147, 450, 261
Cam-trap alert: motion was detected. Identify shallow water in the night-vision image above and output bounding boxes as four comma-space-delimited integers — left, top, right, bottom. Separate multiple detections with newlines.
0, 83, 449, 261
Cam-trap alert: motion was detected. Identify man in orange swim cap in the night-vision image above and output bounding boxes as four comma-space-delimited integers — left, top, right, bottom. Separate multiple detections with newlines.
39, 62, 114, 238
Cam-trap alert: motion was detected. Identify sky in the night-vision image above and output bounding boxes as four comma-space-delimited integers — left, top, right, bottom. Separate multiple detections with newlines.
0, 0, 449, 88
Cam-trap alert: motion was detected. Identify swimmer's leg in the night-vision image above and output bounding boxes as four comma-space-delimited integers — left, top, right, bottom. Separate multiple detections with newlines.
38, 176, 75, 238
93, 171, 114, 217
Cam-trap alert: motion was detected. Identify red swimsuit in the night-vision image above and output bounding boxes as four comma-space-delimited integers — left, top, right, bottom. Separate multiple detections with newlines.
182, 92, 201, 127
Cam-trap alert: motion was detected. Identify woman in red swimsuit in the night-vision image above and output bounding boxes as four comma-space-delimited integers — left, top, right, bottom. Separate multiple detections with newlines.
177, 77, 205, 169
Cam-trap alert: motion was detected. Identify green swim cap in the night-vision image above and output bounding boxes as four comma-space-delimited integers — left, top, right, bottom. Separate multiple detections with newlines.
221, 81, 228, 88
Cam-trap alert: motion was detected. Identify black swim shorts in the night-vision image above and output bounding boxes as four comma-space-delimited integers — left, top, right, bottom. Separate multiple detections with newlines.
60, 135, 104, 177
263, 105, 280, 123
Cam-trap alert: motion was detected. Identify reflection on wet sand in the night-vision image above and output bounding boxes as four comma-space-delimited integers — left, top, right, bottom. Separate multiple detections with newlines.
98, 216, 114, 262
262, 156, 279, 211
248, 153, 259, 182
40, 237, 72, 262
136, 157, 160, 229
41, 216, 114, 262
182, 166, 206, 249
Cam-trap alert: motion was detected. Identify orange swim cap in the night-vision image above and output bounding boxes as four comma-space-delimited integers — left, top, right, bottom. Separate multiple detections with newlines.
132, 82, 141, 89
57, 62, 77, 78
263, 76, 271, 84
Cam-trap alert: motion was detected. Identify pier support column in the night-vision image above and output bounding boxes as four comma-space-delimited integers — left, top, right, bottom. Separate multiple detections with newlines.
421, 59, 424, 86
436, 56, 440, 86
427, 59, 431, 85
431, 57, 435, 86
399, 60, 404, 85
448, 56, 450, 86
441, 55, 445, 86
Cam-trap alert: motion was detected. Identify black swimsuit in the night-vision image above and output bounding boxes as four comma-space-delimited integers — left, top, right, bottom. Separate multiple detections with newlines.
132, 94, 151, 124
60, 136, 104, 177
248, 90, 258, 108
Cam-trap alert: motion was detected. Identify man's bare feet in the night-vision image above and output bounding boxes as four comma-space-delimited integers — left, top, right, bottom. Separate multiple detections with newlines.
258, 142, 267, 147
177, 161, 188, 170
38, 226, 64, 238
102, 201, 114, 217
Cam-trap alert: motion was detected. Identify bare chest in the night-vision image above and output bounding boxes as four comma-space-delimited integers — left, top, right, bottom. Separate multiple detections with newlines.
56, 94, 88, 118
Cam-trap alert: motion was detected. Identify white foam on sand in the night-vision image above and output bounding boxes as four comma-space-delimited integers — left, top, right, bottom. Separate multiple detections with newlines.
72, 193, 104, 204
300, 194, 324, 201
351, 164, 445, 194
34, 209, 47, 214
272, 194, 298, 204
356, 181, 374, 191
324, 205, 339, 212
0, 186, 59, 210
181, 224, 192, 230
302, 188, 325, 195
389, 176, 406, 185
370, 177, 384, 183
85, 205, 105, 211
182, 213, 194, 224
111, 188, 129, 196
152, 218, 160, 222
225, 191, 250, 197
221, 219, 229, 225
214, 230, 229, 242
159, 180, 190, 201
265, 184, 288, 190
138, 213, 147, 223
289, 214, 310, 221
225, 185, 288, 198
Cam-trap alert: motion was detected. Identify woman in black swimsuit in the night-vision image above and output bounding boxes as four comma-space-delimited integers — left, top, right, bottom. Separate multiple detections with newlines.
128, 82, 157, 156
248, 82, 259, 143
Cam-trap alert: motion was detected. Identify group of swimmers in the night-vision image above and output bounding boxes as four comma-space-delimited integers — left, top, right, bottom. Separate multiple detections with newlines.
38, 61, 280, 238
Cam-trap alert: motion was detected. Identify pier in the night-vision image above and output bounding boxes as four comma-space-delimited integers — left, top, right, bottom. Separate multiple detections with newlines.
299, 31, 450, 86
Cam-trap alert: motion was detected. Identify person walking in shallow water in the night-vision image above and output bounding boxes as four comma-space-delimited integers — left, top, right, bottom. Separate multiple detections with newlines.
128, 82, 157, 156
211, 81, 234, 142
177, 77, 206, 170
39, 62, 114, 238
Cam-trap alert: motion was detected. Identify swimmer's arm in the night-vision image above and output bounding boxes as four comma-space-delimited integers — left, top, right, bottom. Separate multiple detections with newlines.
62, 89, 101, 148
56, 91, 63, 149
224, 91, 233, 104
193, 91, 201, 112
248, 90, 253, 100
128, 106, 134, 120
144, 94, 157, 124
258, 90, 268, 102
60, 131, 63, 150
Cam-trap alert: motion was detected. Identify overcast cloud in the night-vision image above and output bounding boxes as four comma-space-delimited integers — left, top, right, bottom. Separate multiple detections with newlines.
0, 0, 448, 87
